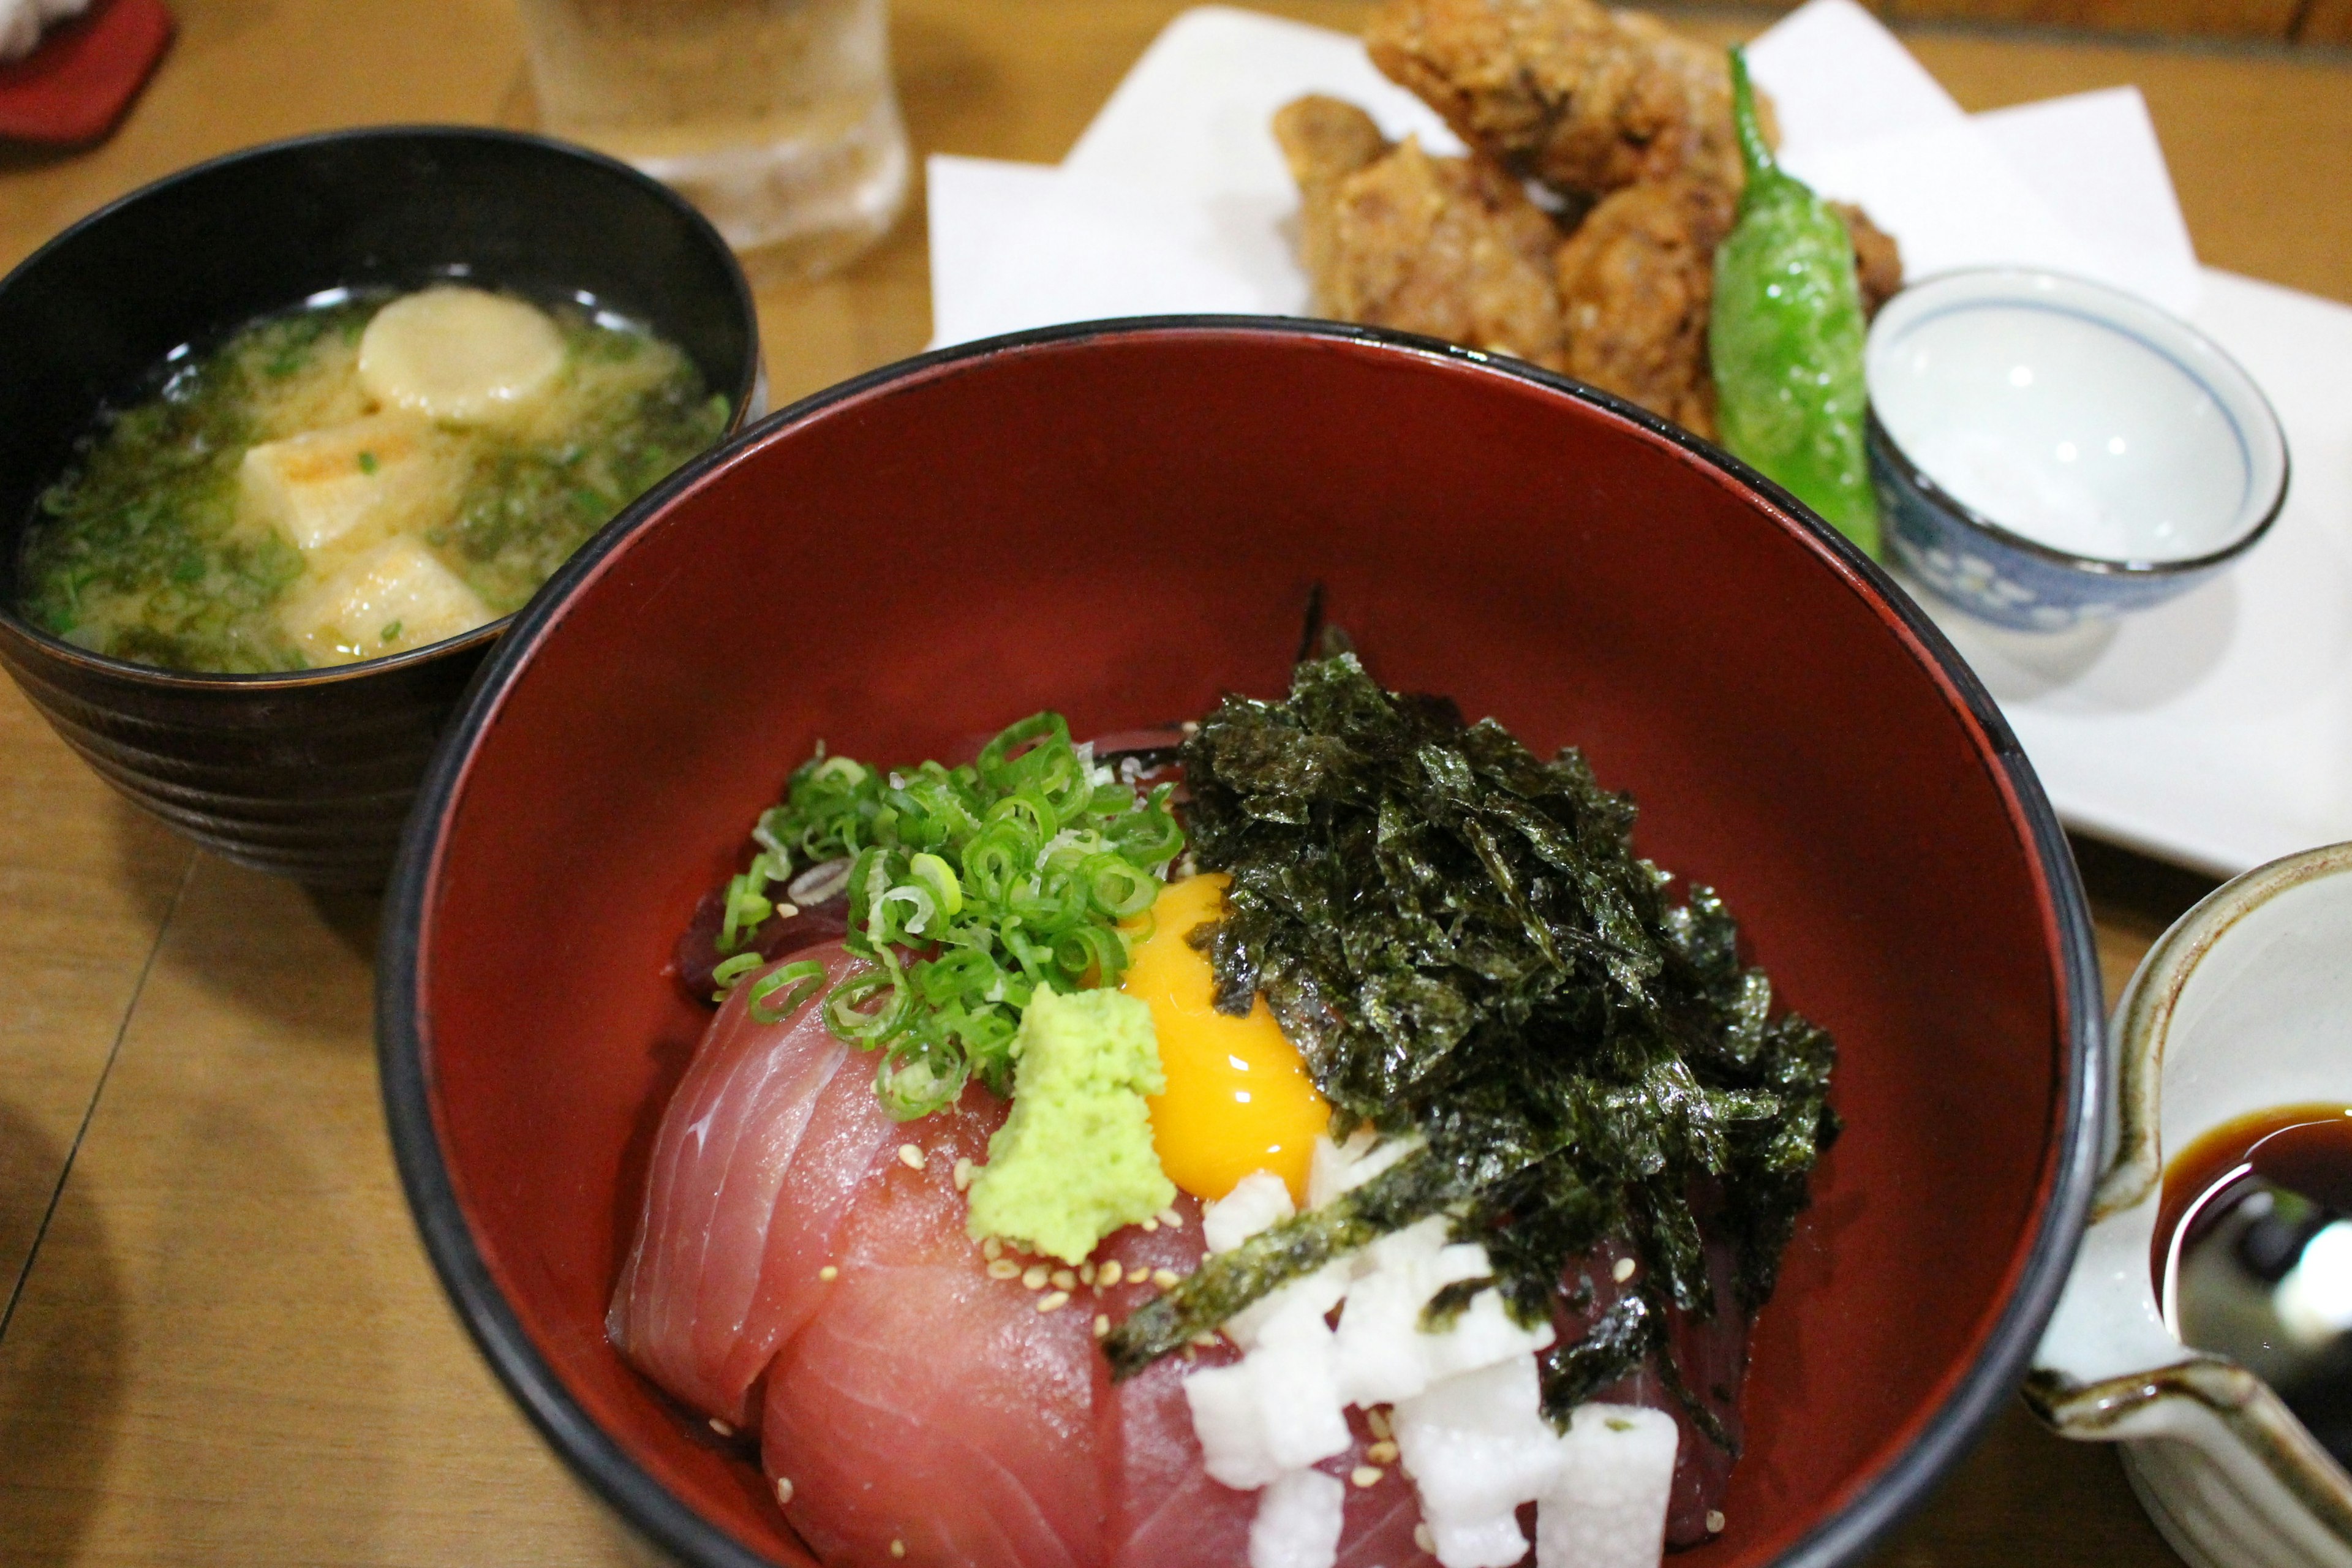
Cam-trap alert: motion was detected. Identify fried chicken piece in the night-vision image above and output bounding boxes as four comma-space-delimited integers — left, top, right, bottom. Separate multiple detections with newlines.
1834, 201, 1905, 318
1275, 95, 1396, 303
1274, 94, 1569, 371
1366, 0, 1767, 200
1554, 176, 1733, 437
1555, 183, 1905, 438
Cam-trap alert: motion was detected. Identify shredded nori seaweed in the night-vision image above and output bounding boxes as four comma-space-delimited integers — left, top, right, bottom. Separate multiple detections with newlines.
1102, 654, 1837, 1438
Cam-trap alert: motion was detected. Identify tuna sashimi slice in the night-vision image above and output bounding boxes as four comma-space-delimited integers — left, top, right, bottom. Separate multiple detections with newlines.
763, 1088, 1105, 1568
1101, 1199, 1257, 1568
1099, 1199, 1441, 1568
1328, 1405, 1442, 1568
609, 942, 895, 1426
1553, 1235, 1748, 1549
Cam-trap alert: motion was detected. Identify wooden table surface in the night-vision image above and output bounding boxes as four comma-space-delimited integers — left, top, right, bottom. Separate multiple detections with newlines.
1, 1, 2345, 1563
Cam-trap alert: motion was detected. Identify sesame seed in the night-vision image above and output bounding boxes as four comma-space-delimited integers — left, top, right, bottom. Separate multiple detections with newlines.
1023, 1264, 1050, 1290
1706, 1511, 1726, 1535
1140, 1217, 1159, 1232
982, 1237, 1002, 1261
1093, 1314, 1111, 1338
1351, 1466, 1382, 1488
775, 1476, 795, 1506
1191, 1332, 1219, 1348
1180, 720, 1201, 736
899, 1144, 926, 1170
1097, 1260, 1123, 1287
776, 902, 800, 919
1366, 1440, 1398, 1463
1158, 1207, 1183, 1229
1038, 1291, 1071, 1313
709, 1417, 734, 1437
1612, 1256, 1637, 1283
1078, 1262, 1096, 1285
1052, 1269, 1077, 1291
1366, 1408, 1393, 1441
1152, 1268, 1181, 1289
819, 1265, 839, 1282
889, 1540, 906, 1559
1413, 1525, 1435, 1554
987, 1259, 1020, 1280
953, 1157, 974, 1191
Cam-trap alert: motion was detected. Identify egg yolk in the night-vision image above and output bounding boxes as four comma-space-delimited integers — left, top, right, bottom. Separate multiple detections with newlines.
1121, 873, 1330, 1204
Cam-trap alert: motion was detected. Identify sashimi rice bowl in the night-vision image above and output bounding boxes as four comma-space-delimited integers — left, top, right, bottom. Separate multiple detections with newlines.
379, 320, 2103, 1568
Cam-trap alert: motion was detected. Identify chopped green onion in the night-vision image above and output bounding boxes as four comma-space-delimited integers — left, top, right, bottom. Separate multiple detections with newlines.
709, 951, 764, 1001
824, 965, 906, 1043
908, 852, 963, 918
736, 712, 1185, 1120
1082, 853, 1158, 918
745, 959, 828, 1025
715, 846, 780, 959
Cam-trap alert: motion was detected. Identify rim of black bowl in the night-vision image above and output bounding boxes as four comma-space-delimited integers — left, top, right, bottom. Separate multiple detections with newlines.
0, 122, 760, 693
379, 314, 2106, 1568
1865, 266, 2292, 582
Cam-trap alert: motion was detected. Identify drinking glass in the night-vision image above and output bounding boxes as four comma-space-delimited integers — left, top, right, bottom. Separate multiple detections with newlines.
518, 0, 910, 280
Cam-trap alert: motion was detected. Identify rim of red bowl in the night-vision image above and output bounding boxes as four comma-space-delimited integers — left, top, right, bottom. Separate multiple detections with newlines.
377, 315, 2106, 1568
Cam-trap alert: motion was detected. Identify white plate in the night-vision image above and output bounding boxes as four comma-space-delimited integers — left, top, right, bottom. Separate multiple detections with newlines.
930, 6, 2352, 877
1915, 269, 2352, 877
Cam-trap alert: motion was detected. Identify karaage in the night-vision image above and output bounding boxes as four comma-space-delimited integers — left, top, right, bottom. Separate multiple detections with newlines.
1274, 94, 1570, 371
1364, 0, 1759, 198
1553, 176, 1735, 436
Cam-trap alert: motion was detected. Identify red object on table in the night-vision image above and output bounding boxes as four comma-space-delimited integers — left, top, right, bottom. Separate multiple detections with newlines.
0, 0, 173, 146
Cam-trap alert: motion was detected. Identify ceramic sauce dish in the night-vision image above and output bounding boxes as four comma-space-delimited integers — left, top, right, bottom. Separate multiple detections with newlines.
2032, 841, 2352, 1567
1866, 269, 2287, 633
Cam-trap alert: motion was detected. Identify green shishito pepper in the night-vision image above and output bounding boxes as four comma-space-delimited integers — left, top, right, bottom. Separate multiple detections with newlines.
1709, 47, 1880, 557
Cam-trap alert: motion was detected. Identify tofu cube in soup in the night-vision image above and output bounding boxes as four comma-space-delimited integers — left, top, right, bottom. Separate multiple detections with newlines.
239, 413, 464, 556
281, 534, 491, 661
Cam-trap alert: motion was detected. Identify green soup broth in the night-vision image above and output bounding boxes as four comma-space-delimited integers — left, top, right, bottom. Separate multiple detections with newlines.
16, 288, 729, 674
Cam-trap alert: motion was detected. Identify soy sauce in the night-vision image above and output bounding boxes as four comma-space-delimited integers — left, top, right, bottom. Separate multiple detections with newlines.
2158, 1106, 2352, 1468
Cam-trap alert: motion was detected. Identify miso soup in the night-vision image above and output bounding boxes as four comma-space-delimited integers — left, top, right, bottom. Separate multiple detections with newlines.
16, 285, 730, 673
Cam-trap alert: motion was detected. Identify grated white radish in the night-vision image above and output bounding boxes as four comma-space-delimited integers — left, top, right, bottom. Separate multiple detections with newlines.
1534, 1404, 1680, 1568
1248, 1468, 1348, 1568
1392, 1356, 1564, 1568
1180, 1140, 1683, 1568
1204, 1170, 1297, 1253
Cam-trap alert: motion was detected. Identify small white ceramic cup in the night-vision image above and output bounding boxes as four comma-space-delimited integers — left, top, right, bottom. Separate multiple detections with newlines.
2031, 842, 2352, 1567
1867, 269, 2289, 632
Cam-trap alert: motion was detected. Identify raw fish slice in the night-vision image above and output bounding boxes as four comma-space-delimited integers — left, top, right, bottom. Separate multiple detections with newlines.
763, 1088, 1104, 1568
1327, 1407, 1441, 1568
1106, 1351, 1258, 1568
672, 883, 851, 1000
1100, 1197, 1259, 1568
1099, 1200, 1441, 1568
609, 942, 891, 1425
1107, 1340, 1442, 1568
1554, 1236, 1747, 1548
1095, 1190, 1208, 1318
1655, 1242, 1746, 1545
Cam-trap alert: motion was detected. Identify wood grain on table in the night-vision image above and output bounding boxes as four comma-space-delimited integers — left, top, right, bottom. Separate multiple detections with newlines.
0, 2, 2343, 1564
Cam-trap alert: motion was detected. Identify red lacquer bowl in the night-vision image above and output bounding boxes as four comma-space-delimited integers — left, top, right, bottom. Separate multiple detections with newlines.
379, 320, 2102, 1568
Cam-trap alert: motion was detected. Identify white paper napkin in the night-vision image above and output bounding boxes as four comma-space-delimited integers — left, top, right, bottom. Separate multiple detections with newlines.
1751, 7, 2201, 314
1062, 6, 1462, 205
927, 156, 1283, 347
918, 0, 2352, 874
1741, 0, 1964, 149
925, 0, 2206, 345
1976, 88, 2202, 312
